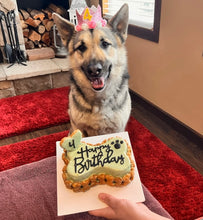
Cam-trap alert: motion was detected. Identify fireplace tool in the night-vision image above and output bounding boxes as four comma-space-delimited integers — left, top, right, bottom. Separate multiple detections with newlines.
53, 24, 68, 58
0, 10, 13, 63
7, 10, 26, 67
0, 49, 3, 63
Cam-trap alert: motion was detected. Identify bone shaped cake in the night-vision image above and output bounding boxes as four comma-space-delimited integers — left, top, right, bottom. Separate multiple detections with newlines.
60, 130, 135, 192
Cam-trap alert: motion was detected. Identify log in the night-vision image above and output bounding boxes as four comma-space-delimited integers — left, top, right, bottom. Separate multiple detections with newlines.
36, 24, 46, 34
20, 20, 28, 29
18, 12, 23, 20
24, 37, 28, 43
48, 3, 68, 18
23, 28, 29, 38
28, 30, 41, 42
30, 9, 45, 21
45, 20, 54, 31
41, 32, 51, 46
25, 17, 41, 28
26, 8, 32, 13
42, 8, 53, 20
42, 19, 49, 26
19, 9, 30, 20
26, 47, 55, 61
48, 3, 59, 12
25, 40, 35, 49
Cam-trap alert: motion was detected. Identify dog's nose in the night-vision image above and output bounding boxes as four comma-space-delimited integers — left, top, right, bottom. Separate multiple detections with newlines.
87, 63, 102, 76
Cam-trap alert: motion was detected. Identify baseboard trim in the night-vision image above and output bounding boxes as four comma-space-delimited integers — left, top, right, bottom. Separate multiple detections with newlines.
129, 89, 203, 146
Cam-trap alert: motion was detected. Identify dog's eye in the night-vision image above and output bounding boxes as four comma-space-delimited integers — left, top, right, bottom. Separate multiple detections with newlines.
76, 43, 87, 53
101, 40, 111, 49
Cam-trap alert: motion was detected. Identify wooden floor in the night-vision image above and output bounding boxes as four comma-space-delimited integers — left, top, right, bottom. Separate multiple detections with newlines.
0, 91, 202, 175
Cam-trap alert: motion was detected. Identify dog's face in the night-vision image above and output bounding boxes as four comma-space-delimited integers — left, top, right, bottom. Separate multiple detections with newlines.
70, 28, 114, 91
53, 4, 129, 92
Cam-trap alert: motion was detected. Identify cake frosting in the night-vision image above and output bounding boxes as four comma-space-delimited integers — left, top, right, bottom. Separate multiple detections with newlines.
60, 130, 135, 192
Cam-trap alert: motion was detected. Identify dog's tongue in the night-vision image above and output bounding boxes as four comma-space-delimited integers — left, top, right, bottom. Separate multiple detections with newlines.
91, 77, 105, 90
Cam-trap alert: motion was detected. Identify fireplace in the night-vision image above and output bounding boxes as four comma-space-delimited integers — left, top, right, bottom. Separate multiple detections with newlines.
0, 0, 99, 63
18, 0, 71, 60
0, 0, 70, 64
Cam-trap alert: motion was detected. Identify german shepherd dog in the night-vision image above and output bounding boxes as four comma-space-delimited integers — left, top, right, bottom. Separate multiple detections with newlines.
53, 4, 131, 137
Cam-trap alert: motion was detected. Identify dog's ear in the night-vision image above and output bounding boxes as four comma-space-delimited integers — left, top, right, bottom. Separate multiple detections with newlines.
108, 4, 129, 41
52, 13, 75, 47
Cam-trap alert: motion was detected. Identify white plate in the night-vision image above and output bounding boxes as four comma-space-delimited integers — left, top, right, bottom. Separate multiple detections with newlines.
56, 131, 145, 216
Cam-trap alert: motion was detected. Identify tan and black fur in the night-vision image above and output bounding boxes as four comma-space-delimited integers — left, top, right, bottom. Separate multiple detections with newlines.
53, 4, 131, 137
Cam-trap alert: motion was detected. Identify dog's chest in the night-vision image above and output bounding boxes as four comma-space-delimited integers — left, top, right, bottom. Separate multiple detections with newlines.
91, 99, 119, 114
92, 105, 100, 113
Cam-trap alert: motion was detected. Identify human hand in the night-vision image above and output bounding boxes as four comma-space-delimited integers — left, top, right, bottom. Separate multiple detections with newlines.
88, 193, 170, 220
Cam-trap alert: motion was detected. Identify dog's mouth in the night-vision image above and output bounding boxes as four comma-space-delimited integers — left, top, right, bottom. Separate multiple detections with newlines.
82, 61, 112, 92
90, 77, 105, 91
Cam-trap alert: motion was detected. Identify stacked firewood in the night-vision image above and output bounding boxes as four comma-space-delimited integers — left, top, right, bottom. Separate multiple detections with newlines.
19, 4, 68, 50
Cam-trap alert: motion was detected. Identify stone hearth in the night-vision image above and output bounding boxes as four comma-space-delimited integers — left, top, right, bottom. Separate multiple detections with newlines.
0, 57, 71, 99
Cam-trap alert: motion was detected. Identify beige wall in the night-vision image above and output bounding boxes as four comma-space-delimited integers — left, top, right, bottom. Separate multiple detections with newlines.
126, 0, 203, 135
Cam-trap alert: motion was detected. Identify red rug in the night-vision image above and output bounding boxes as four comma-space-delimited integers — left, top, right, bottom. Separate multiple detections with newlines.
0, 130, 68, 171
0, 117, 202, 220
0, 87, 70, 140
126, 118, 203, 220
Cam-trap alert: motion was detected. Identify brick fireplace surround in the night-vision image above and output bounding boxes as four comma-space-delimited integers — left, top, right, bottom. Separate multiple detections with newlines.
0, 0, 71, 98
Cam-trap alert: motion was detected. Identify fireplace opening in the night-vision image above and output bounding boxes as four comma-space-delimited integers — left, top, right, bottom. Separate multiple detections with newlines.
0, 0, 72, 64
15, 0, 71, 61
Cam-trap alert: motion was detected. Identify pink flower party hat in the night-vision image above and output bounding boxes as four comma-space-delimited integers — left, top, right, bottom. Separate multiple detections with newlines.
75, 5, 107, 31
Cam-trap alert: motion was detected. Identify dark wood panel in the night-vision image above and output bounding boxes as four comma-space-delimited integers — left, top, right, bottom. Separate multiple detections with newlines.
0, 123, 70, 147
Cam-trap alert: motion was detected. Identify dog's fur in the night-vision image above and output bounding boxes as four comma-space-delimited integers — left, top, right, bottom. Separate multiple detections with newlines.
53, 4, 131, 137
